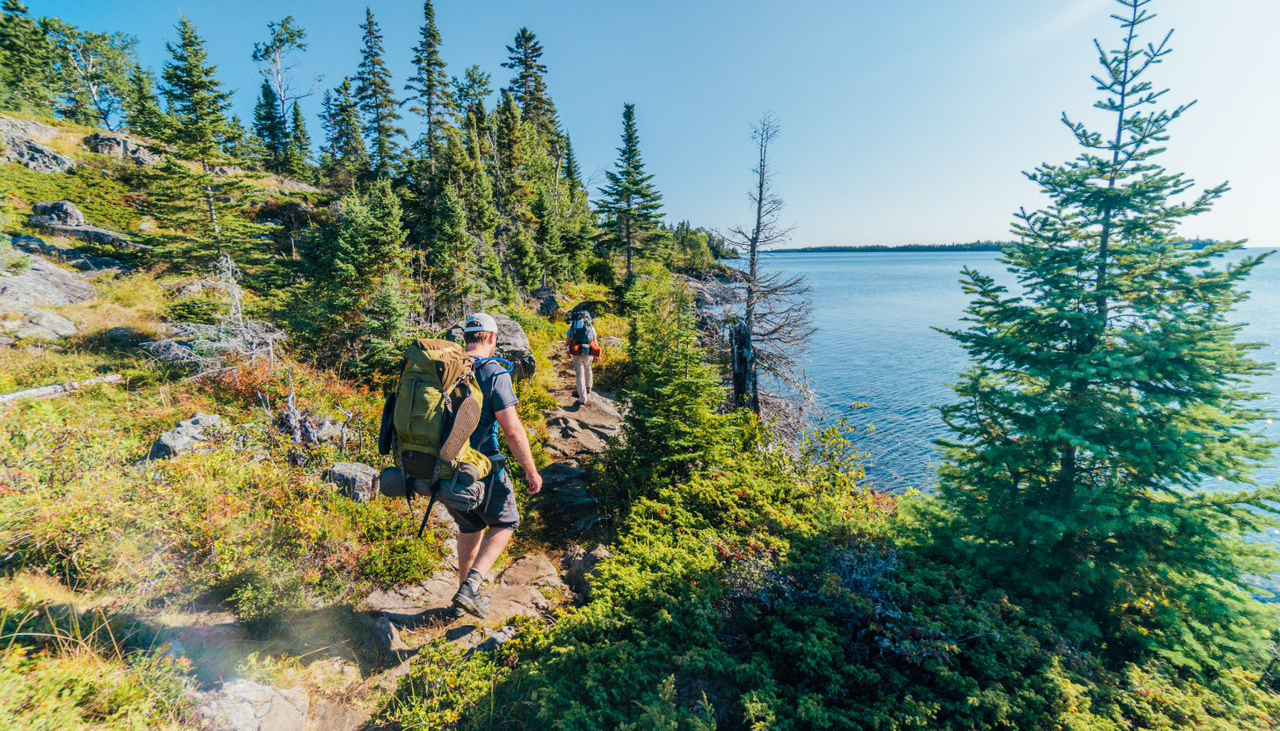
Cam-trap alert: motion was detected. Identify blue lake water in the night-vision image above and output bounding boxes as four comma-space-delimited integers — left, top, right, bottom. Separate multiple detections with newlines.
760, 248, 1280, 493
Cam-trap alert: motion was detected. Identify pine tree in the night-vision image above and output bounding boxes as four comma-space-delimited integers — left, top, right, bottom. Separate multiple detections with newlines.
937, 0, 1279, 674
451, 64, 491, 114
405, 0, 453, 153
501, 27, 556, 136
424, 184, 471, 317
122, 64, 167, 138
354, 8, 403, 178
160, 18, 232, 166
532, 187, 565, 286
253, 78, 289, 171
492, 92, 540, 289
285, 100, 311, 178
294, 179, 410, 379
0, 0, 56, 113
319, 77, 367, 189
562, 134, 582, 187
144, 156, 270, 266
598, 103, 663, 282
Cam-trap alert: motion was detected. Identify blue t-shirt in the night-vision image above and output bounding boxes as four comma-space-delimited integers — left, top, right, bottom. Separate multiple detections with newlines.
470, 359, 519, 458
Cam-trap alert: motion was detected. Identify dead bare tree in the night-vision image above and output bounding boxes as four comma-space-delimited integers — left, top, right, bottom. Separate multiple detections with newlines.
723, 113, 815, 419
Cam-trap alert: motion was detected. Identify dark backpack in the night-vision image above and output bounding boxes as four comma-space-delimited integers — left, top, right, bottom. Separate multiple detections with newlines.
570, 313, 595, 345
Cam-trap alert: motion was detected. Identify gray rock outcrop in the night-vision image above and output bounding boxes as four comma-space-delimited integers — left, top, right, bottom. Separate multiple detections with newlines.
323, 462, 379, 502
148, 412, 223, 460
563, 544, 611, 599
445, 313, 537, 380
10, 234, 124, 273
82, 131, 161, 166
29, 200, 141, 250
0, 251, 95, 308
196, 679, 308, 731
544, 393, 622, 458
1, 308, 77, 342
0, 117, 73, 173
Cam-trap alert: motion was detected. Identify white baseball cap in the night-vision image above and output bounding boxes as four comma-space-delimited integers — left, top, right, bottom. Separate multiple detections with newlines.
463, 312, 498, 333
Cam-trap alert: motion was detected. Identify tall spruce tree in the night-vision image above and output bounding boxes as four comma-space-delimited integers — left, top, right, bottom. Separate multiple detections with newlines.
319, 77, 367, 189
405, 0, 453, 153
451, 64, 491, 114
598, 103, 663, 282
501, 27, 556, 135
160, 18, 232, 166
0, 0, 56, 113
253, 78, 289, 171
285, 100, 311, 178
937, 0, 1279, 674
493, 91, 540, 289
354, 8, 403, 178
122, 64, 167, 138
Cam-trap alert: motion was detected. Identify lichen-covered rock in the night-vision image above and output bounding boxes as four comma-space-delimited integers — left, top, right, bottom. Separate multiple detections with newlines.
445, 313, 537, 379
563, 544, 611, 598
82, 131, 162, 166
323, 461, 379, 502
0, 117, 73, 173
148, 412, 222, 460
2, 309, 77, 341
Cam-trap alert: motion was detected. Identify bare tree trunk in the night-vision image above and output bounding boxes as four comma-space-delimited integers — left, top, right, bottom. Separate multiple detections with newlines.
0, 374, 124, 404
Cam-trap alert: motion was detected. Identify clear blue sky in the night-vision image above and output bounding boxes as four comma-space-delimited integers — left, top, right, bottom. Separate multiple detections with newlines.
40, 0, 1280, 247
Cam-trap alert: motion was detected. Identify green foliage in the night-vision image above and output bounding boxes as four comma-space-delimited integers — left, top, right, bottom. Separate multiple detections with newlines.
163, 296, 222, 324
44, 19, 135, 130
405, 0, 453, 153
319, 76, 368, 189
159, 18, 232, 165
0, 0, 58, 114
934, 0, 1280, 675
139, 156, 273, 267
122, 64, 167, 138
252, 78, 289, 171
0, 160, 137, 234
501, 27, 556, 136
381, 640, 513, 729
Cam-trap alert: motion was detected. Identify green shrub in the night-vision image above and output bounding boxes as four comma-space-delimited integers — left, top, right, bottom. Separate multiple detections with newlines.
163, 297, 223, 324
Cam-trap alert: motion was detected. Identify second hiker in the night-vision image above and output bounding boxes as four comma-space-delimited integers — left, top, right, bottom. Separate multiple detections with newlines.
566, 309, 600, 406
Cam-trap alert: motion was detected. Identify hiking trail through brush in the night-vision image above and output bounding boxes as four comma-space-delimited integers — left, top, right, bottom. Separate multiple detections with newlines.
178, 342, 623, 731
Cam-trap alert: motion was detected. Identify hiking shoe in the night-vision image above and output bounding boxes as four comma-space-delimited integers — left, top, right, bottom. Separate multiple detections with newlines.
451, 584, 489, 619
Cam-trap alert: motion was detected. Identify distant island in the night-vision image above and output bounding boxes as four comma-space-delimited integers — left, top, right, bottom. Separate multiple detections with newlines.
770, 241, 1010, 253
769, 238, 1230, 254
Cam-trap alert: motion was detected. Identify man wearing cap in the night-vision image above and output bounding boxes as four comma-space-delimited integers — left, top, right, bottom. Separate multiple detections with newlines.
450, 312, 542, 617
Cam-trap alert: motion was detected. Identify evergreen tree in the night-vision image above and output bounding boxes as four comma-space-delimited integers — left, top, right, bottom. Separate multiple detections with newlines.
319, 77, 367, 189
501, 27, 556, 135
937, 0, 1279, 674
252, 78, 289, 171
221, 114, 262, 166
251, 16, 314, 124
354, 8, 403, 178
294, 179, 410, 379
493, 92, 540, 288
143, 156, 270, 266
122, 64, 167, 138
160, 17, 232, 166
451, 64, 491, 114
0, 0, 56, 113
532, 187, 565, 286
285, 100, 311, 178
562, 134, 582, 187
598, 103, 663, 282
424, 184, 471, 317
405, 0, 452, 153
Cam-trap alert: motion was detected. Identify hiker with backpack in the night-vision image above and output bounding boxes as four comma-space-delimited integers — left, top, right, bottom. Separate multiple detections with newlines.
566, 310, 600, 406
378, 312, 541, 619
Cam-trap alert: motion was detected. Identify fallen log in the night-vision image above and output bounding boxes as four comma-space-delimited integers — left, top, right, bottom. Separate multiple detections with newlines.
0, 373, 124, 404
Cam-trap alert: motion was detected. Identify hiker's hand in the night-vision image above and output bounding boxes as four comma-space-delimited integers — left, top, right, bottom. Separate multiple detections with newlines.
526, 471, 543, 495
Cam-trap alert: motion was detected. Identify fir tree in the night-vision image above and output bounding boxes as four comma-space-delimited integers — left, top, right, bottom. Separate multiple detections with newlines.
598, 103, 663, 282
405, 0, 452, 153
354, 8, 403, 178
493, 91, 539, 288
0, 0, 56, 113
451, 64, 491, 114
424, 184, 471, 317
143, 156, 270, 266
562, 134, 582, 187
122, 64, 167, 138
285, 100, 311, 179
532, 187, 565, 286
253, 78, 289, 171
319, 77, 367, 189
501, 27, 556, 136
937, 0, 1279, 674
160, 17, 232, 166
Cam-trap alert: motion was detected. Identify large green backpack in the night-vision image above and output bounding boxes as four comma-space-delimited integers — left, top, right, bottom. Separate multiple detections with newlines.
388, 339, 491, 512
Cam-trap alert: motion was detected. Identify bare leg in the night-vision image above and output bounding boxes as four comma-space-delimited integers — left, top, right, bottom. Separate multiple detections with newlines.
470, 527, 515, 578
456, 531, 483, 589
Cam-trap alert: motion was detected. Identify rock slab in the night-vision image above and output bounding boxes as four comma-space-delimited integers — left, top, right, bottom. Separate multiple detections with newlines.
196, 679, 308, 731
0, 247, 95, 308
1, 308, 76, 342
29, 200, 140, 250
0, 117, 73, 173
148, 412, 223, 460
83, 131, 161, 166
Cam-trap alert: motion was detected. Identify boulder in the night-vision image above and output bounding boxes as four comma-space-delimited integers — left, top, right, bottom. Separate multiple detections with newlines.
0, 250, 95, 309
9, 233, 124, 274
103, 326, 147, 346
563, 544, 611, 598
497, 554, 566, 592
445, 313, 537, 380
323, 461, 379, 502
372, 615, 410, 654
196, 679, 308, 731
31, 200, 86, 227
532, 287, 560, 318
29, 200, 143, 251
82, 132, 162, 166
2, 309, 77, 342
148, 412, 222, 460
